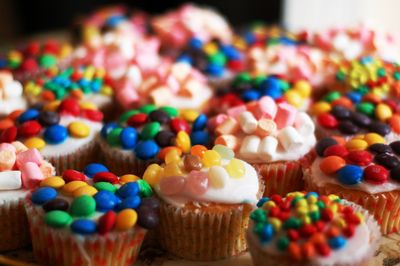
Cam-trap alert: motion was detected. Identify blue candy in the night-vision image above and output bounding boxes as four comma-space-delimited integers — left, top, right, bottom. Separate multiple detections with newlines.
44, 125, 68, 144
78, 78, 90, 87
241, 89, 261, 102
176, 55, 193, 65
117, 195, 141, 210
328, 236, 347, 249
94, 191, 120, 212
190, 131, 210, 146
91, 80, 102, 92
338, 165, 363, 185
84, 163, 109, 178
117, 182, 139, 198
261, 77, 281, 91
346, 92, 362, 103
244, 32, 256, 45
31, 187, 58, 205
221, 45, 241, 60
120, 127, 138, 149
18, 109, 40, 123
260, 223, 274, 243
101, 122, 119, 138
189, 37, 203, 50
192, 114, 208, 131
205, 64, 224, 77
305, 192, 319, 199
106, 15, 126, 28
134, 140, 160, 160
256, 197, 270, 208
260, 87, 283, 99
71, 219, 97, 235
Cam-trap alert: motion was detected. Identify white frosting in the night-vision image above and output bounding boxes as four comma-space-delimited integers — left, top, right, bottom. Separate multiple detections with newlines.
0, 189, 28, 204
310, 158, 400, 194
40, 116, 102, 157
0, 97, 27, 116
83, 94, 112, 110
0, 77, 27, 116
155, 159, 259, 207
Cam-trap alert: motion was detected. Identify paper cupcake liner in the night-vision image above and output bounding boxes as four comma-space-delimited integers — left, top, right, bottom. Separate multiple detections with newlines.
252, 151, 315, 197
304, 171, 400, 235
25, 202, 147, 266
97, 136, 159, 176
157, 201, 253, 261
246, 201, 381, 266
0, 198, 30, 251
45, 138, 98, 174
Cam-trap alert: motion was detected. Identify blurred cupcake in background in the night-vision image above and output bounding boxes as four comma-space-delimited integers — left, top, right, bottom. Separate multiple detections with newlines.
0, 70, 27, 117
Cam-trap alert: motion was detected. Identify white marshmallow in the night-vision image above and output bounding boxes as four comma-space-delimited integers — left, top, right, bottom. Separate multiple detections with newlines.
277, 127, 303, 151
239, 111, 258, 134
0, 171, 22, 190
150, 86, 173, 106
258, 136, 278, 161
239, 135, 260, 159
294, 112, 315, 136
3, 81, 23, 99
126, 65, 143, 87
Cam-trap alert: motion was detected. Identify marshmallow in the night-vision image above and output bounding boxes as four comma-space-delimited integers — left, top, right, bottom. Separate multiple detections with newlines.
216, 117, 240, 135
180, 79, 203, 97
16, 148, 43, 167
255, 119, 277, 137
0, 150, 16, 171
11, 141, 28, 153
150, 86, 173, 106
20, 162, 44, 189
207, 114, 228, 131
258, 136, 278, 161
277, 127, 303, 151
166, 75, 180, 94
215, 135, 240, 151
239, 111, 258, 134
0, 171, 22, 190
116, 86, 139, 110
3, 81, 23, 99
227, 105, 247, 119
258, 96, 278, 119
40, 161, 56, 177
0, 143, 17, 153
171, 62, 192, 81
274, 103, 297, 129
0, 71, 13, 88
126, 65, 143, 87
294, 112, 315, 136
239, 135, 260, 159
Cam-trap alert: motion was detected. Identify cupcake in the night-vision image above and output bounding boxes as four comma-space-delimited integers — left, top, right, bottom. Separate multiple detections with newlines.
310, 90, 400, 142
210, 96, 316, 196
0, 142, 55, 251
212, 72, 313, 114
247, 192, 381, 266
98, 104, 211, 176
143, 144, 262, 260
151, 3, 232, 50
305, 136, 400, 234
0, 98, 103, 173
25, 165, 159, 266
0, 70, 27, 117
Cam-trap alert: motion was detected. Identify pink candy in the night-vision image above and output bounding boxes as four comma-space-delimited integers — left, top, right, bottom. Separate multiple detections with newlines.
159, 176, 186, 196
20, 162, 44, 189
185, 170, 209, 196
227, 105, 247, 119
274, 103, 298, 129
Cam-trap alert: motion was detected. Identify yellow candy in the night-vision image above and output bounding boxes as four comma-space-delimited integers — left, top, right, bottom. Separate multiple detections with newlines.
203, 42, 218, 55
296, 206, 309, 216
60, 44, 72, 58
176, 131, 191, 153
295, 199, 308, 208
208, 166, 228, 188
328, 203, 338, 214
24, 137, 46, 150
165, 149, 181, 164
43, 100, 61, 111
364, 133, 385, 146
306, 195, 318, 204
355, 211, 365, 222
83, 65, 95, 80
333, 217, 347, 229
40, 176, 65, 189
116, 209, 138, 230
180, 110, 199, 122
95, 68, 106, 78
62, 181, 87, 195
287, 191, 305, 198
352, 134, 365, 140
328, 194, 339, 201
101, 85, 113, 96
268, 218, 282, 231
284, 90, 304, 108
301, 215, 312, 225
262, 200, 276, 211
68, 122, 90, 138
143, 164, 163, 186
375, 103, 393, 122
345, 139, 368, 151
120, 174, 139, 184
308, 204, 319, 213
80, 101, 97, 110
163, 162, 183, 177
294, 80, 312, 97
73, 186, 98, 197
311, 102, 331, 116
225, 159, 245, 178
202, 150, 221, 167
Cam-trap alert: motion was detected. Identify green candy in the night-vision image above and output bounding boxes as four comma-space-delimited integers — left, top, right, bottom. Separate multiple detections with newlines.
276, 236, 290, 251
250, 209, 267, 223
323, 91, 341, 103
94, 182, 117, 193
394, 72, 400, 81
139, 104, 157, 114
377, 67, 386, 77
252, 76, 266, 87
309, 211, 321, 222
283, 217, 301, 229
137, 179, 153, 197
355, 85, 369, 95
335, 71, 346, 81
140, 122, 160, 140
60, 67, 74, 78
356, 102, 375, 117
253, 222, 265, 234
107, 127, 123, 146
81, 85, 92, 94
317, 200, 325, 209
70, 195, 96, 217
208, 52, 226, 66
8, 59, 20, 69
279, 80, 290, 92
119, 110, 139, 123
39, 54, 57, 68
160, 106, 178, 117
45, 210, 72, 228
267, 38, 280, 46
233, 72, 251, 86
54, 88, 67, 100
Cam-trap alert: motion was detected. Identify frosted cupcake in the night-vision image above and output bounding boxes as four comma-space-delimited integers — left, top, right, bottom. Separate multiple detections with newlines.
143, 145, 261, 260
98, 105, 211, 176
247, 192, 380, 266
0, 98, 103, 173
0, 70, 27, 117
210, 96, 316, 196
0, 142, 54, 251
305, 136, 400, 234
25, 165, 159, 266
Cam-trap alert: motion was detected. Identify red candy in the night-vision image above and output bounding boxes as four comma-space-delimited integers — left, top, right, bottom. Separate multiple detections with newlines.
315, 242, 331, 257
364, 165, 388, 185
299, 224, 317, 237
343, 224, 356, 237
93, 172, 119, 184
59, 98, 80, 116
271, 194, 283, 204
18, 121, 42, 137
20, 58, 39, 71
323, 145, 349, 158
268, 207, 280, 218
62, 169, 86, 183
81, 109, 104, 122
227, 60, 245, 72
127, 113, 148, 127
346, 150, 373, 166
170, 118, 190, 134
219, 93, 244, 107
314, 220, 326, 232
287, 229, 300, 241
98, 211, 116, 235
317, 113, 338, 129
321, 209, 333, 221
0, 126, 18, 143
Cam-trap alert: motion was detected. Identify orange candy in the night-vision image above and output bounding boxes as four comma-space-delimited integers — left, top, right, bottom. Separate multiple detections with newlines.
331, 97, 352, 108
0, 118, 14, 130
362, 93, 381, 104
310, 232, 326, 244
302, 242, 315, 259
319, 156, 346, 175
42, 90, 55, 101
390, 114, 400, 134
288, 242, 302, 261
158, 146, 182, 160
331, 135, 346, 146
190, 145, 207, 158
8, 109, 23, 121
326, 226, 341, 238
70, 89, 84, 99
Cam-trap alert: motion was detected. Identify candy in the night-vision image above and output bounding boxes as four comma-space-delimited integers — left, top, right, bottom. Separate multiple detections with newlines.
364, 133, 385, 145
44, 125, 68, 144
93, 172, 119, 184
94, 190, 120, 212
117, 196, 141, 210
20, 162, 44, 189
225, 159, 245, 178
163, 162, 183, 177
190, 145, 208, 157
375, 103, 392, 122
127, 113, 148, 127
18, 109, 40, 123
135, 140, 160, 160
337, 165, 363, 185
374, 153, 400, 169
369, 143, 392, 154
183, 154, 202, 172
202, 150, 221, 167
368, 121, 390, 136
31, 187, 58, 204
351, 112, 371, 127
258, 136, 278, 161
19, 121, 42, 137
159, 176, 186, 196
117, 182, 139, 198
190, 131, 209, 146
24, 137, 46, 150
62, 169, 86, 183
71, 219, 97, 235
155, 130, 174, 147
62, 181, 87, 195
328, 236, 346, 249
0, 126, 17, 143
277, 127, 303, 151
70, 195, 96, 217
73, 185, 98, 197
141, 122, 161, 140
323, 145, 349, 158
311, 102, 331, 116
185, 170, 209, 196
364, 165, 388, 184
345, 139, 368, 151
45, 210, 72, 228
43, 198, 69, 212
208, 166, 228, 188
98, 211, 116, 235
192, 114, 208, 131
317, 113, 338, 129
170, 118, 190, 134
116, 209, 137, 230
212, 144, 234, 160
275, 103, 297, 129
319, 156, 346, 175
149, 110, 171, 124
83, 163, 109, 178
0, 171, 21, 190
143, 164, 163, 186
239, 111, 258, 134
390, 141, 400, 155
347, 151, 373, 166
40, 176, 65, 189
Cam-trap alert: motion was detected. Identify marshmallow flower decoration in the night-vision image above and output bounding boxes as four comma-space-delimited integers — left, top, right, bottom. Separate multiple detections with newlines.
0, 71, 27, 116
212, 96, 316, 163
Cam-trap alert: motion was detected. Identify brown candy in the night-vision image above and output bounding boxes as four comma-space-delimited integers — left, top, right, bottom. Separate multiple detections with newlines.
183, 154, 203, 172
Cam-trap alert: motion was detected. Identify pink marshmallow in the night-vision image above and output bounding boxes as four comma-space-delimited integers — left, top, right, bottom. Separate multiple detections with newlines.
258, 96, 277, 119
20, 162, 44, 189
207, 114, 228, 131
0, 143, 17, 153
226, 105, 246, 119
274, 103, 298, 129
16, 148, 43, 167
